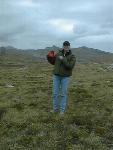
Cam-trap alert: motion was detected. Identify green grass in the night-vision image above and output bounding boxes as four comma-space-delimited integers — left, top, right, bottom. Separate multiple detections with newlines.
0, 61, 113, 150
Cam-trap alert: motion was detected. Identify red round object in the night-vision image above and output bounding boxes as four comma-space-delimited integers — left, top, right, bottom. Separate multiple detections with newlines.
47, 50, 56, 57
47, 50, 56, 65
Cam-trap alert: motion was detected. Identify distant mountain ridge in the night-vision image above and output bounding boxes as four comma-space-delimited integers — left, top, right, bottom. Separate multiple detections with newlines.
0, 45, 113, 63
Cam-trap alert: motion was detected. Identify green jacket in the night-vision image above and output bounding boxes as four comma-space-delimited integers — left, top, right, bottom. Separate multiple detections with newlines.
53, 49, 76, 77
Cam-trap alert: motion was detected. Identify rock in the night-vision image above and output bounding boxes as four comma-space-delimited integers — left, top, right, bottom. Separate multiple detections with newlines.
5, 84, 14, 88
107, 64, 113, 70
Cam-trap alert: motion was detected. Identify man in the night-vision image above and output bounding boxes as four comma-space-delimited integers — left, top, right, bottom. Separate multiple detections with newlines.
47, 41, 76, 115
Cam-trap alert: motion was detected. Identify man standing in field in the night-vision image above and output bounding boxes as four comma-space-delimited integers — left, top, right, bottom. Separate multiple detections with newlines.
47, 41, 76, 115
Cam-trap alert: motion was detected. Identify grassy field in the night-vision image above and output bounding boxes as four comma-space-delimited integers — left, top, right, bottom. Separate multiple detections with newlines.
0, 61, 113, 150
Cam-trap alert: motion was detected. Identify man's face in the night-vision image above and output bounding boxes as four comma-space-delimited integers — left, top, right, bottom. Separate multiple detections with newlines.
63, 45, 70, 51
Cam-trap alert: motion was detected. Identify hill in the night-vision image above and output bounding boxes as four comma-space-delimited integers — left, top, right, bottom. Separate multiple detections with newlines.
33, 46, 113, 63
0, 46, 38, 66
0, 46, 113, 64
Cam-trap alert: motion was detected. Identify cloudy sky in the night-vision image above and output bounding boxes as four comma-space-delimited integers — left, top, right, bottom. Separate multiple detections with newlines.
0, 0, 113, 52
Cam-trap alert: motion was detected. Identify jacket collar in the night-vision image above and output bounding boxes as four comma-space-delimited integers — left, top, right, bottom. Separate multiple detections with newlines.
60, 49, 72, 56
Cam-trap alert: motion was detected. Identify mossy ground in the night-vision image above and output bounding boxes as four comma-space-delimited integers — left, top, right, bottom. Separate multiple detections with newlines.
0, 61, 113, 150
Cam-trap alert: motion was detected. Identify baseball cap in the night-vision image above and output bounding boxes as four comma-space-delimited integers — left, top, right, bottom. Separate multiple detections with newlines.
63, 41, 70, 46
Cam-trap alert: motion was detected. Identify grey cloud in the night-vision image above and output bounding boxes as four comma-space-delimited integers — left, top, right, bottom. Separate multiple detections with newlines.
73, 23, 111, 38
0, 0, 113, 52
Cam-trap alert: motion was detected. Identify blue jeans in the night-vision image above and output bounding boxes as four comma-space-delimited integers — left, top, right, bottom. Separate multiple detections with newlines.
52, 75, 70, 113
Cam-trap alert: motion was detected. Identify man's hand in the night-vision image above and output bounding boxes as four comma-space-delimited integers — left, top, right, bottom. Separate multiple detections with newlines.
58, 56, 64, 60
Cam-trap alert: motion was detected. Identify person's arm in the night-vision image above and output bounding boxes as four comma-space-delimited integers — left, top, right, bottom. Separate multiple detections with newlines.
62, 55, 76, 69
